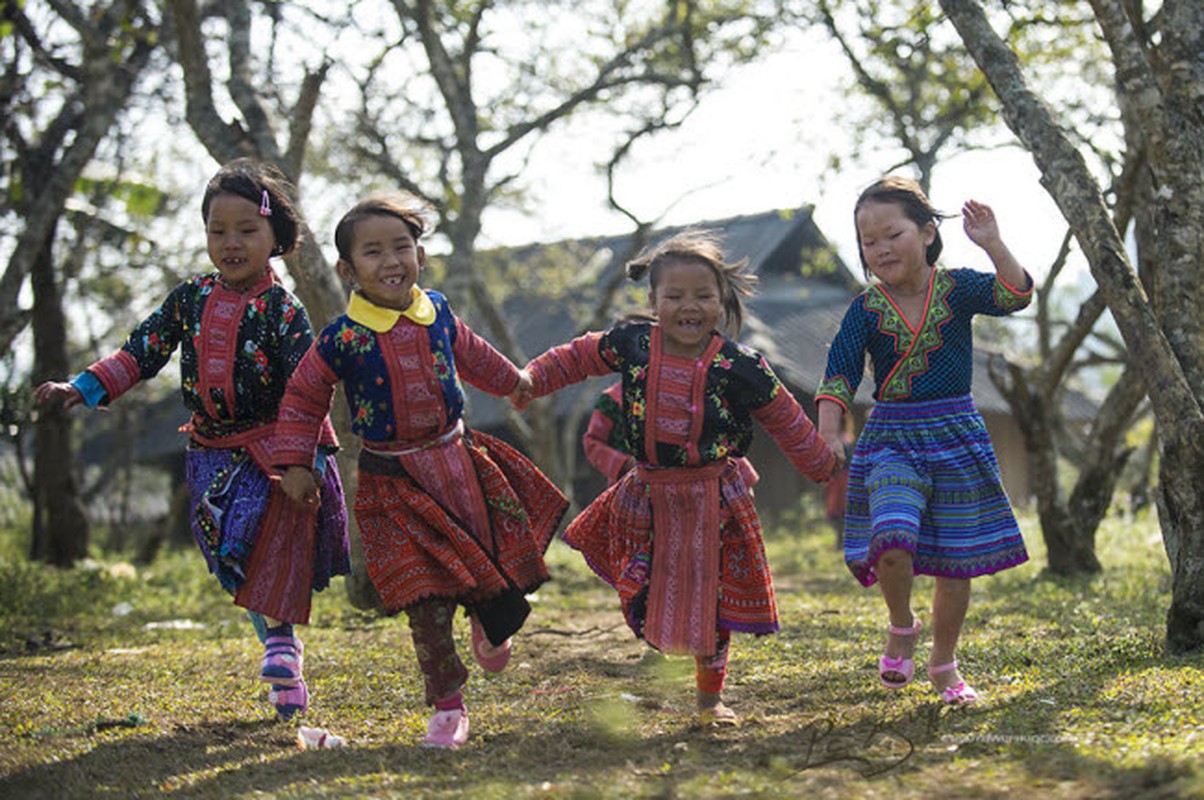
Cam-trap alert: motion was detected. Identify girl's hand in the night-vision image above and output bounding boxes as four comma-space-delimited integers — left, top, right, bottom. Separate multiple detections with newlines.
509, 369, 534, 412
962, 200, 1003, 250
822, 432, 848, 473
34, 381, 84, 410
281, 465, 320, 508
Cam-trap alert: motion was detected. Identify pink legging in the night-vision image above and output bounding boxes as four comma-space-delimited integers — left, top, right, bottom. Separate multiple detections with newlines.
694, 630, 731, 694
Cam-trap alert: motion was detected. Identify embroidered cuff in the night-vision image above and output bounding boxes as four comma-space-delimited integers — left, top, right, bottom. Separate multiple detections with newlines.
994, 271, 1034, 312
70, 371, 108, 408
815, 375, 853, 413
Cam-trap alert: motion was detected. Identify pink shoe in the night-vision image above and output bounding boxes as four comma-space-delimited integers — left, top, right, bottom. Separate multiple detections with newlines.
422, 707, 470, 749
261, 634, 304, 686
929, 661, 980, 705
470, 616, 512, 673
880, 615, 921, 689
269, 678, 309, 720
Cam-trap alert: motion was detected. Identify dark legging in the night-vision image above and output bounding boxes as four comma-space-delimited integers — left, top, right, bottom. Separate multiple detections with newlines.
405, 598, 469, 705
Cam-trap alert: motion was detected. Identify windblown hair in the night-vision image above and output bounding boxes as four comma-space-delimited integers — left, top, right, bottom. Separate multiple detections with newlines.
854, 175, 954, 278
624, 229, 757, 337
201, 158, 301, 257
334, 194, 433, 264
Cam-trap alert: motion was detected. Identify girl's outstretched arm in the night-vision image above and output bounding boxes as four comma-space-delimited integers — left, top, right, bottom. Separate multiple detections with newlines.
752, 389, 837, 484
962, 200, 1027, 289
525, 332, 613, 399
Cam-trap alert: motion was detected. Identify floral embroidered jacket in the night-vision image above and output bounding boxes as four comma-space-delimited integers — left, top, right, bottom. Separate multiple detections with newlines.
816, 267, 1033, 411
528, 322, 834, 482
79, 270, 318, 441
274, 289, 521, 467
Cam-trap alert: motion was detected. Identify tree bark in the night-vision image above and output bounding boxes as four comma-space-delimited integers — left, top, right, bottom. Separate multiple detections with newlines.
29, 241, 89, 565
941, 0, 1204, 651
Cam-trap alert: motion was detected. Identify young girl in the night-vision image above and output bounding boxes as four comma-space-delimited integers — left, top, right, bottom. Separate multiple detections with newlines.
816, 176, 1033, 705
517, 230, 836, 726
275, 195, 567, 749
34, 159, 350, 720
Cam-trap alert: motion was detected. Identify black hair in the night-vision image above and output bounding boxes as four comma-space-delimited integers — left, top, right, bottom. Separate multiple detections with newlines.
334, 194, 432, 264
201, 158, 301, 257
625, 229, 757, 337
854, 176, 953, 278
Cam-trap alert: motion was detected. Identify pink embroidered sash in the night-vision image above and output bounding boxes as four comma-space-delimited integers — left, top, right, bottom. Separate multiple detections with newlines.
197, 270, 276, 421
638, 460, 726, 656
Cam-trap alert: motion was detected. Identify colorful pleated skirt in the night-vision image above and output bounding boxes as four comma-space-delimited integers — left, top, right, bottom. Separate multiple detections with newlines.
354, 429, 567, 613
843, 394, 1028, 586
563, 458, 777, 655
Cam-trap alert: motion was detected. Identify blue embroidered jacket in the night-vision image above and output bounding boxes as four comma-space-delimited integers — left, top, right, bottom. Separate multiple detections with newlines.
816, 268, 1033, 410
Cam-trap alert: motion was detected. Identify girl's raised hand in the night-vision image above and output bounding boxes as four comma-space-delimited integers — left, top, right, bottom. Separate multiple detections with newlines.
34, 381, 84, 410
962, 200, 1002, 250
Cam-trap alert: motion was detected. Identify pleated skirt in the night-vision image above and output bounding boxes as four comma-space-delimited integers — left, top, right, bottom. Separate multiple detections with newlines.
843, 394, 1028, 586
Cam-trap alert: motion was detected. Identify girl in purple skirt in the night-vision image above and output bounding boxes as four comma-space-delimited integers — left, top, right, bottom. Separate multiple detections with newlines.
35, 159, 349, 720
816, 176, 1033, 705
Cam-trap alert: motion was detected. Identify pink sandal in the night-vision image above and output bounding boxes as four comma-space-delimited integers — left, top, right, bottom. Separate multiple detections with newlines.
928, 660, 979, 705
470, 616, 512, 673
879, 615, 921, 689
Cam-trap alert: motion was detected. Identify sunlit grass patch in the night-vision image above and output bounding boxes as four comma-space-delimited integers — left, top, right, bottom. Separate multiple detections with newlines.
0, 506, 1200, 798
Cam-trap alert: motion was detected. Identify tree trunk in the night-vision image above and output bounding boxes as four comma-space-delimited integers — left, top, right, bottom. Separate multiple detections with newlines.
29, 241, 89, 565
941, 0, 1204, 652
1157, 421, 1204, 653
1002, 367, 1102, 575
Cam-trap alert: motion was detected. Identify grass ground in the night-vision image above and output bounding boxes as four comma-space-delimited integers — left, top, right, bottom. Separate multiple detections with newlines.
0, 508, 1201, 799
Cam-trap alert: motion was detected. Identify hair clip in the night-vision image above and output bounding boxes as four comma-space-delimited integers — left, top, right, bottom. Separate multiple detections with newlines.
259, 190, 272, 217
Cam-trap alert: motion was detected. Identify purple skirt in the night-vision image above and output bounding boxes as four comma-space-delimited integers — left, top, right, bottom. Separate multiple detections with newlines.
185, 447, 349, 595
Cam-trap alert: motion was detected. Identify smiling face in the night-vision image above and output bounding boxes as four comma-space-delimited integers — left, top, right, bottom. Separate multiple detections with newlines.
650, 257, 723, 358
336, 213, 426, 311
205, 193, 277, 290
856, 200, 936, 293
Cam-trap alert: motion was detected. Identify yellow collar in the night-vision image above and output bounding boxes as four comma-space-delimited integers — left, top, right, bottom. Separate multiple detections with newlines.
347, 287, 436, 332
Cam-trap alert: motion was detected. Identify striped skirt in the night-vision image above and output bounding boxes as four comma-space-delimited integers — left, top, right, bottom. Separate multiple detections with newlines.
844, 394, 1028, 586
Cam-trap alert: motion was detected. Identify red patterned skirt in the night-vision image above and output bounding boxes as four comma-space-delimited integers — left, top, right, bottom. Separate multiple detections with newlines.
355, 428, 567, 613
562, 458, 777, 655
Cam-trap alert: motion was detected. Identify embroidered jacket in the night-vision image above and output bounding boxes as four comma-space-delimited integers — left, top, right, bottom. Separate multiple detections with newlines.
78, 269, 317, 441
528, 322, 833, 481
274, 288, 521, 466
816, 267, 1033, 411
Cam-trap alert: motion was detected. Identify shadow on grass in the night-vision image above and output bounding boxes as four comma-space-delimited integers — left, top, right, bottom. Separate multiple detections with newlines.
0, 718, 280, 799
